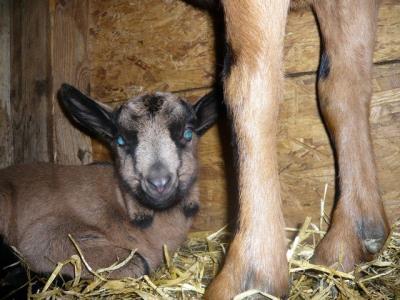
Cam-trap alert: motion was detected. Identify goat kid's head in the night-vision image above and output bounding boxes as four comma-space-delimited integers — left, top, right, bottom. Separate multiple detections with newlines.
58, 84, 218, 210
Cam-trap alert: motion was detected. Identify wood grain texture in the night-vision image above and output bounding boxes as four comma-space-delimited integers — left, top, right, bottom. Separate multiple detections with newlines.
285, 0, 400, 74
0, 0, 13, 168
8, 0, 92, 166
50, 0, 92, 165
88, 0, 400, 103
88, 0, 215, 102
88, 0, 400, 231
10, 0, 51, 164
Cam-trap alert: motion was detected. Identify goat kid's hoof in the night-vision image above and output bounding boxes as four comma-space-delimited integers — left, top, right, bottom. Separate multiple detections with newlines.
182, 202, 199, 218
131, 212, 154, 229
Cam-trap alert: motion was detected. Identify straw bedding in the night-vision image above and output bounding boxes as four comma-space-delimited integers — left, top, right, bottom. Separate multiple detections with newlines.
4, 217, 399, 300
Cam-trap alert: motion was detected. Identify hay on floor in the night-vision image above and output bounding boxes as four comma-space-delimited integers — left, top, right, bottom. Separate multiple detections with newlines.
17, 217, 399, 300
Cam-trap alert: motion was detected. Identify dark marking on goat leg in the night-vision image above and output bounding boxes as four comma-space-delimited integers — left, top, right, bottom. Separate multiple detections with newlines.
357, 220, 388, 254
135, 252, 150, 275
318, 52, 330, 80
182, 202, 199, 218
131, 212, 154, 229
222, 43, 236, 79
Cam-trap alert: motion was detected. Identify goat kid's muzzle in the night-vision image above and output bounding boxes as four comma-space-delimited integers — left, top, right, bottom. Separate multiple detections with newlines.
140, 175, 180, 210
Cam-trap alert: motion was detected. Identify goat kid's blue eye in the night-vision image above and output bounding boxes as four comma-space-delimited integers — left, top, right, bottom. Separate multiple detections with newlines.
116, 136, 126, 146
183, 129, 193, 141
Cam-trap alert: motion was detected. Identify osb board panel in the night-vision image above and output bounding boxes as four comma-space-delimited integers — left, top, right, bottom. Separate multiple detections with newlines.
0, 0, 13, 168
89, 0, 215, 102
285, 0, 400, 76
91, 63, 400, 231
88, 0, 400, 103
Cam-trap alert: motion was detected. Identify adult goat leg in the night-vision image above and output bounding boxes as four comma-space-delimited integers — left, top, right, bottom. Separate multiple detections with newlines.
312, 0, 390, 271
205, 1, 290, 298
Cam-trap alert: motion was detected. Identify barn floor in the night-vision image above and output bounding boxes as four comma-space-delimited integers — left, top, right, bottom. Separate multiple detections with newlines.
2, 218, 399, 300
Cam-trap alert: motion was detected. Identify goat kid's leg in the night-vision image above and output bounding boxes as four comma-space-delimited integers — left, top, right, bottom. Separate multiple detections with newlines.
205, 1, 290, 298
312, 0, 390, 271
119, 189, 155, 228
181, 184, 200, 218
79, 244, 150, 278
24, 223, 149, 278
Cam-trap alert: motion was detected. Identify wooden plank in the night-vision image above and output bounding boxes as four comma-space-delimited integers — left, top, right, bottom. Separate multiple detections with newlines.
9, 0, 92, 165
92, 63, 400, 231
10, 0, 51, 164
88, 0, 400, 102
50, 0, 92, 165
0, 0, 13, 168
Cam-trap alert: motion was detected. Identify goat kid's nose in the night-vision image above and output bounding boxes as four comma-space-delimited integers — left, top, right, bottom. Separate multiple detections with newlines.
146, 174, 172, 194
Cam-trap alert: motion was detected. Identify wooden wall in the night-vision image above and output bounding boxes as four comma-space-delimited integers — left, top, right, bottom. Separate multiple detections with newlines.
88, 0, 400, 231
1, 0, 399, 232
2, 0, 92, 166
0, 0, 12, 168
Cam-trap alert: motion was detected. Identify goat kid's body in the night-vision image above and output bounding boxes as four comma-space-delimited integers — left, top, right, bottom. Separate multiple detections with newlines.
0, 85, 218, 279
0, 163, 191, 277
201, 0, 390, 298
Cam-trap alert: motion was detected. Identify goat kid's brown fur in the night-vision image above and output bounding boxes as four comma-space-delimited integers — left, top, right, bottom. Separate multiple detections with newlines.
0, 86, 218, 279
201, 0, 390, 298
0, 164, 192, 278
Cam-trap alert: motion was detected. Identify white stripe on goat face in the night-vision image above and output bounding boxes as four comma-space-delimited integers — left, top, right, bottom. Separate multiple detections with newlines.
135, 115, 180, 180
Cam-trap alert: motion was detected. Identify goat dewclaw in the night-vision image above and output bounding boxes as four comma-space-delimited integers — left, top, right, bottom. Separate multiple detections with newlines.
0, 84, 218, 279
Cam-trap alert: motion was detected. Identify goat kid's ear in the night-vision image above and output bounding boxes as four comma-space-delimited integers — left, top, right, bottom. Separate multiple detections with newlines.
58, 84, 116, 142
193, 91, 219, 135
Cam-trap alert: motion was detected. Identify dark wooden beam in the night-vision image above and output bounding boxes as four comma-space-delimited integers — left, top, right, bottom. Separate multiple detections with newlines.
50, 0, 92, 164
9, 0, 92, 165
10, 0, 50, 164
0, 0, 13, 168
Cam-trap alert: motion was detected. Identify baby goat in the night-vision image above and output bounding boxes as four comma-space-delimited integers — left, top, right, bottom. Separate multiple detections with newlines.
0, 84, 217, 278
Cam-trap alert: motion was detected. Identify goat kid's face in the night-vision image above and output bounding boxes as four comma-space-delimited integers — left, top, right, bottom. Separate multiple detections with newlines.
59, 84, 217, 210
